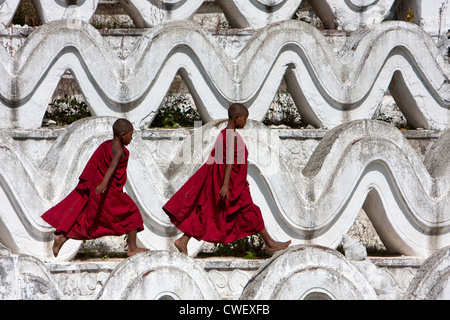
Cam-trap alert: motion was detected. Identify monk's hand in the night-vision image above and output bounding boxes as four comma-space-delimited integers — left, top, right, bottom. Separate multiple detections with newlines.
95, 181, 107, 194
219, 184, 229, 200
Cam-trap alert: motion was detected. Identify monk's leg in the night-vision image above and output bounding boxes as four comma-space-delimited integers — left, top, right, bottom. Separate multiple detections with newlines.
174, 234, 191, 255
258, 228, 291, 253
127, 229, 149, 257
52, 233, 69, 257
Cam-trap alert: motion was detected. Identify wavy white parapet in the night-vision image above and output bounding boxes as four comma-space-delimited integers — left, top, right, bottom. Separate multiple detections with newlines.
240, 245, 379, 300
0, 0, 20, 28
0, 0, 396, 30
404, 246, 450, 299
0, 117, 448, 260
0, 20, 448, 130
118, 0, 204, 28
0, 243, 63, 299
218, 0, 396, 30
1, 0, 445, 33
97, 250, 220, 299
309, 0, 396, 30
31, 0, 99, 24
217, 0, 302, 28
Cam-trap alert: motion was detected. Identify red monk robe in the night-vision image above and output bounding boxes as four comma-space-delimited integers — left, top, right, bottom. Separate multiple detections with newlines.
42, 140, 144, 240
163, 129, 265, 243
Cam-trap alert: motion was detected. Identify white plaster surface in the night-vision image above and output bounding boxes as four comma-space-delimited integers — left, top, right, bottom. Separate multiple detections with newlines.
0, 0, 448, 300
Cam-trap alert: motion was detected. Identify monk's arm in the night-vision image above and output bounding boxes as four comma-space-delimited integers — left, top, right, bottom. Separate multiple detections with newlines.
219, 163, 233, 200
219, 133, 236, 200
95, 143, 123, 193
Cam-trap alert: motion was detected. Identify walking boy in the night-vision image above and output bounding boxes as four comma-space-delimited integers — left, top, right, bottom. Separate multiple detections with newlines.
42, 118, 147, 257
163, 103, 290, 255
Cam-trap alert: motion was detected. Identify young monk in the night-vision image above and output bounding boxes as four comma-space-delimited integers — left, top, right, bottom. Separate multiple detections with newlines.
42, 118, 148, 257
163, 103, 291, 255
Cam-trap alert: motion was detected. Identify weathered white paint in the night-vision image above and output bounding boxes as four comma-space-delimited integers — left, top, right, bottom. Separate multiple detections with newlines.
0, 0, 448, 300
0, 20, 448, 129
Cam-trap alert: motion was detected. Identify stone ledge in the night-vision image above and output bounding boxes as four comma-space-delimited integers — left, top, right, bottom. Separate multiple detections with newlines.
369, 256, 426, 268
1, 238, 444, 300
44, 255, 424, 300
5, 126, 444, 140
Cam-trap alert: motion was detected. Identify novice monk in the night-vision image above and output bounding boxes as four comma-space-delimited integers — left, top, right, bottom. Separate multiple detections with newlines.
163, 103, 291, 255
42, 118, 148, 257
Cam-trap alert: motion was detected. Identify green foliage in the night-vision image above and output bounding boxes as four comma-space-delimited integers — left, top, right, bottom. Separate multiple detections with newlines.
153, 91, 309, 129
151, 94, 201, 128
201, 234, 271, 259
44, 94, 91, 126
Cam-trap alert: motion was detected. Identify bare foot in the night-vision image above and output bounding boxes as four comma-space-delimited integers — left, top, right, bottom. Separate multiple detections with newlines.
265, 240, 291, 253
127, 247, 149, 257
174, 235, 190, 255
52, 234, 68, 257
126, 229, 149, 257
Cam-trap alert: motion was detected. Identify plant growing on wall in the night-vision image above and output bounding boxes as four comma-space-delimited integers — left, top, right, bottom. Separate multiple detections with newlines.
201, 234, 270, 259
150, 94, 201, 128
405, 9, 414, 23
263, 91, 305, 128
43, 94, 91, 126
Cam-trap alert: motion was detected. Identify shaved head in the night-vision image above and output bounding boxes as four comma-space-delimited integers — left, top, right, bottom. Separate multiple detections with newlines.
113, 118, 133, 136
228, 103, 248, 119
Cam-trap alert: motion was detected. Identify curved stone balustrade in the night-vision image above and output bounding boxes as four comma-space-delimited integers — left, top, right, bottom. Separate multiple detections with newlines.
1, 243, 446, 300
0, 0, 448, 301
96, 250, 220, 299
219, 0, 396, 30
404, 246, 450, 300
0, 243, 62, 299
0, 20, 448, 130
118, 0, 204, 28
240, 245, 378, 299
308, 0, 396, 30
0, 0, 397, 30
31, 0, 99, 24
217, 0, 302, 28
0, 117, 448, 260
0, 0, 20, 27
